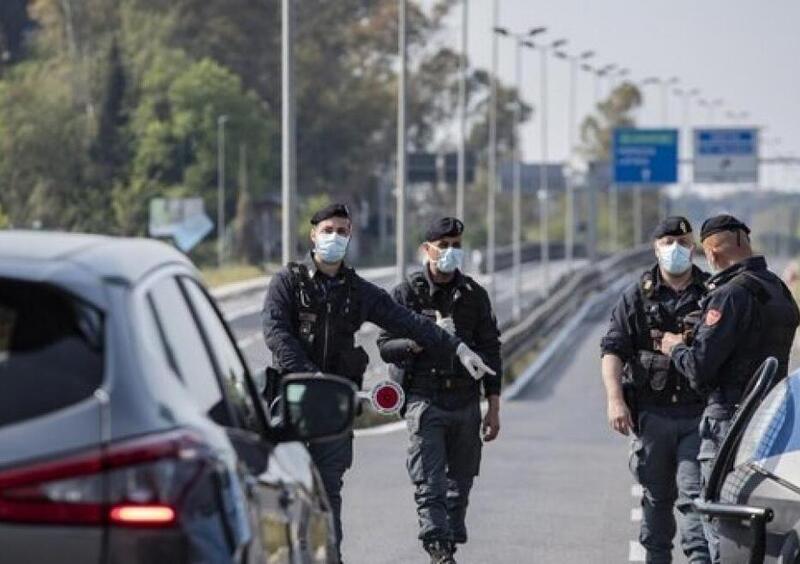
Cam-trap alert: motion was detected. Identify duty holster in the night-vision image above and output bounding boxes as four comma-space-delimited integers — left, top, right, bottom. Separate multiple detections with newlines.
338, 346, 369, 390
621, 370, 640, 435
263, 366, 283, 408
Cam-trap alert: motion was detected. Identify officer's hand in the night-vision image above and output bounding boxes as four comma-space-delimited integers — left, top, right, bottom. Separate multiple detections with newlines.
607, 398, 633, 436
482, 406, 501, 442
435, 312, 457, 335
659, 331, 683, 356
409, 341, 424, 354
456, 343, 496, 380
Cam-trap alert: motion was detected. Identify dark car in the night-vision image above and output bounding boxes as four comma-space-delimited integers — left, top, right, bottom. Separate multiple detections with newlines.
695, 358, 800, 564
0, 231, 356, 564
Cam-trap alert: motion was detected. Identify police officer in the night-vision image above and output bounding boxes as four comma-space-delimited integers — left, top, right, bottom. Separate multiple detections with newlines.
600, 217, 711, 563
377, 217, 501, 564
261, 204, 494, 563
659, 214, 800, 562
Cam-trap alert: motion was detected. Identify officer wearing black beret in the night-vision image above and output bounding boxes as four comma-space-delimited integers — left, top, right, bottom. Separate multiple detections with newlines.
378, 216, 501, 564
262, 204, 494, 563
600, 216, 711, 562
659, 214, 799, 562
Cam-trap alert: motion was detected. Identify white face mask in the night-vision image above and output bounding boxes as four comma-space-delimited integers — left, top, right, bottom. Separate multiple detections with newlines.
314, 233, 349, 263
657, 242, 692, 275
435, 247, 464, 273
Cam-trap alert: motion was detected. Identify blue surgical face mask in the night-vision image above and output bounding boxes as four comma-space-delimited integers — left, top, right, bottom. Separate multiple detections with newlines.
657, 242, 692, 275
436, 247, 464, 273
314, 233, 349, 263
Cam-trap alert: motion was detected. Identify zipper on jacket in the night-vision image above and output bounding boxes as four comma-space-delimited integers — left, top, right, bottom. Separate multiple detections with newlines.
322, 301, 332, 371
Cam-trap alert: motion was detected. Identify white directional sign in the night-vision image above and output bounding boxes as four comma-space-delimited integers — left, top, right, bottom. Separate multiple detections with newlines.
694, 128, 759, 184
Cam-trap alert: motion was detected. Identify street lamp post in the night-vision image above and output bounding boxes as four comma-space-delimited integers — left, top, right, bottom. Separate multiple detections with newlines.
494, 26, 546, 321
487, 0, 499, 301
281, 0, 296, 265
537, 37, 567, 290
396, 0, 408, 282
555, 48, 594, 270
674, 87, 700, 191
217, 114, 228, 267
456, 0, 468, 222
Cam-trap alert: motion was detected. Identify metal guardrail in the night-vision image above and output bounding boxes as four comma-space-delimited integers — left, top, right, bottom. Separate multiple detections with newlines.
500, 246, 654, 368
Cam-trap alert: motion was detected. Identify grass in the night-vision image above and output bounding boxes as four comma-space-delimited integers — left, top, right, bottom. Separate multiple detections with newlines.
200, 263, 265, 288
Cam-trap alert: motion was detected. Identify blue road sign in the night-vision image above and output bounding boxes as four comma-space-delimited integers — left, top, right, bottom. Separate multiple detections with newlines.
613, 128, 679, 185
694, 128, 759, 183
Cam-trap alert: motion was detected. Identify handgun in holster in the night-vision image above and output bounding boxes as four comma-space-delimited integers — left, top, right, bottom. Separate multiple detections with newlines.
621, 369, 640, 435
263, 366, 283, 414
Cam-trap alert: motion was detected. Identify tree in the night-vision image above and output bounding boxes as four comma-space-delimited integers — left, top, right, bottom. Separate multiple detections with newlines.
580, 81, 642, 161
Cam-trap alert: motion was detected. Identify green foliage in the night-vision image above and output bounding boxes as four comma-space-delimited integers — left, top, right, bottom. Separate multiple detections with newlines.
580, 81, 642, 161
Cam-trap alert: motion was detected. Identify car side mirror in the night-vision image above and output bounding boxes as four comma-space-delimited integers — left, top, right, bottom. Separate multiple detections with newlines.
278, 374, 357, 442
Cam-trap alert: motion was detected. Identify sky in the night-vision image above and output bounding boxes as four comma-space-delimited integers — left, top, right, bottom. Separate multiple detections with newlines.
425, 0, 800, 183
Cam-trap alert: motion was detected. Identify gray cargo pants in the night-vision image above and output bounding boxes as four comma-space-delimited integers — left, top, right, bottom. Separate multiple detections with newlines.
308, 434, 353, 562
697, 413, 732, 564
630, 410, 711, 563
404, 395, 482, 544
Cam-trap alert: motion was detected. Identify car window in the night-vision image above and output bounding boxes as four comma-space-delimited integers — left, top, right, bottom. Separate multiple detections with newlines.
735, 375, 799, 467
147, 277, 231, 426
0, 279, 103, 427
179, 277, 264, 434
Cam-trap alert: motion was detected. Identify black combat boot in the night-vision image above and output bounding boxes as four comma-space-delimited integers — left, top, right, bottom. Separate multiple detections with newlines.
423, 540, 456, 564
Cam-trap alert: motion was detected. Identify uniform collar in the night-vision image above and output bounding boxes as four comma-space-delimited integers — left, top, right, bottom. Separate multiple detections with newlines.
650, 263, 707, 294
422, 264, 465, 296
707, 255, 766, 290
304, 251, 348, 280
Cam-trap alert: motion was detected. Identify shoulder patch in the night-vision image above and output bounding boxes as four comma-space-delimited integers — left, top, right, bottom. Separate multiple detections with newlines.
705, 308, 722, 326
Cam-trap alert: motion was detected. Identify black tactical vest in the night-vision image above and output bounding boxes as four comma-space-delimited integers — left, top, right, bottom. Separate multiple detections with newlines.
287, 262, 368, 387
629, 270, 705, 407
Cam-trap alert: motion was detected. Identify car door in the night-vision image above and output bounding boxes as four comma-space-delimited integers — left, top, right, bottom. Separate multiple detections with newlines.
145, 274, 258, 563
176, 276, 302, 563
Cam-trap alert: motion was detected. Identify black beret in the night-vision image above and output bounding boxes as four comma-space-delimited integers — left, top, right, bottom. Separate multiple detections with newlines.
425, 217, 464, 242
651, 216, 692, 240
700, 214, 750, 242
310, 203, 351, 225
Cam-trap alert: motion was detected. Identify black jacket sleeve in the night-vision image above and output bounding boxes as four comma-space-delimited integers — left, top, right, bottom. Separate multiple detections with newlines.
671, 285, 754, 393
376, 284, 420, 364
600, 283, 638, 363
261, 270, 318, 374
472, 286, 502, 396
361, 278, 462, 355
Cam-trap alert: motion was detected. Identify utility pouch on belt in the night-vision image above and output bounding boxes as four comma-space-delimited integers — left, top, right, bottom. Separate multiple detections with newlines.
339, 346, 369, 390
634, 350, 671, 392
622, 378, 640, 435
263, 366, 283, 407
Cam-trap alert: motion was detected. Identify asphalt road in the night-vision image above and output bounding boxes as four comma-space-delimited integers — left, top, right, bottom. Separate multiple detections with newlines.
220, 256, 795, 563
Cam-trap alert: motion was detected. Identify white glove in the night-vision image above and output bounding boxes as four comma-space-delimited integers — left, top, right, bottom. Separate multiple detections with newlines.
435, 311, 456, 335
456, 343, 496, 380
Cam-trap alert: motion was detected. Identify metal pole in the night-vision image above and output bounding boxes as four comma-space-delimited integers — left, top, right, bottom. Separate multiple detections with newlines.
456, 0, 468, 221
217, 115, 228, 267
633, 184, 643, 246
539, 47, 550, 289
281, 0, 296, 264
512, 39, 522, 321
487, 0, 498, 301
565, 56, 577, 269
661, 81, 668, 125
396, 0, 408, 283
608, 73, 619, 252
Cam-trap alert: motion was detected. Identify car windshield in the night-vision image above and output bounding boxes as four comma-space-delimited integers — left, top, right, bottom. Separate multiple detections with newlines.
735, 371, 800, 472
0, 279, 104, 428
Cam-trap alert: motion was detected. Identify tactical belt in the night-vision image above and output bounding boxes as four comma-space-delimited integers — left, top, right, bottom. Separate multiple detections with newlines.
407, 375, 477, 392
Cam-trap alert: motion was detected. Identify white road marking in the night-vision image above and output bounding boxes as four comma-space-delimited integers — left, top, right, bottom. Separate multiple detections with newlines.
236, 333, 262, 350
630, 507, 642, 522
225, 303, 263, 321
628, 540, 646, 562
354, 420, 406, 437
631, 484, 643, 497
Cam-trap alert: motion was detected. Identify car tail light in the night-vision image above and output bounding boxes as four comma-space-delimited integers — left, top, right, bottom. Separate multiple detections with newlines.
0, 429, 207, 527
